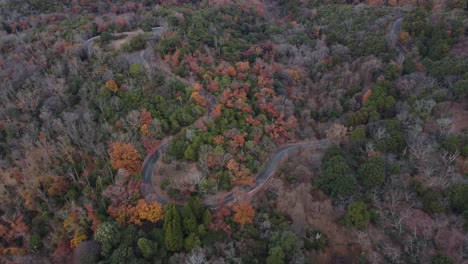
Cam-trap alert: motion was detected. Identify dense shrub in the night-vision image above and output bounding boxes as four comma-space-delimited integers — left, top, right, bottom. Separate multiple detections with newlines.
359, 156, 386, 189
447, 184, 468, 213
430, 253, 455, 264
318, 155, 356, 197
121, 34, 147, 52
343, 202, 371, 229
304, 229, 328, 251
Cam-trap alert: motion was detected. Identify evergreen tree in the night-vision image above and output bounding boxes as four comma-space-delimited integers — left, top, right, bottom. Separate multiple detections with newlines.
163, 203, 183, 252
318, 155, 356, 197
359, 156, 386, 189
184, 233, 201, 252
343, 202, 371, 229
267, 246, 285, 264
188, 196, 203, 221
184, 145, 197, 161
203, 209, 213, 228
182, 203, 198, 235
137, 238, 157, 259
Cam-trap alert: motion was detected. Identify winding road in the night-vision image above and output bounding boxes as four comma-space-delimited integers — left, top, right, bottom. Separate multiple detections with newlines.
141, 15, 407, 207
87, 16, 407, 207
139, 87, 331, 208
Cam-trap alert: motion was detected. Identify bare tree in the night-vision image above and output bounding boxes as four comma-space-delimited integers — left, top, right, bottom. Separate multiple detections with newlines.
436, 117, 453, 137
185, 249, 206, 264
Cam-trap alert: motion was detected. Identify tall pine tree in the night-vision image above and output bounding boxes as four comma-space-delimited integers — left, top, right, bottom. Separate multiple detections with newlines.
182, 203, 198, 235
203, 209, 212, 228
163, 203, 183, 252
188, 196, 203, 221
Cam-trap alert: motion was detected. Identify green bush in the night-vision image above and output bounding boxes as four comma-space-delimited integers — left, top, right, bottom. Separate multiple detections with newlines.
428, 40, 450, 61
318, 155, 356, 197
442, 135, 461, 153
359, 156, 386, 189
464, 210, 468, 231
100, 32, 113, 44
269, 231, 301, 260
304, 229, 328, 251
384, 64, 400, 81
454, 79, 468, 97
183, 145, 197, 161
109, 245, 137, 263
447, 184, 468, 213
184, 233, 201, 251
121, 34, 147, 52
218, 171, 232, 191
350, 128, 366, 142
375, 120, 406, 153
201, 231, 228, 246
343, 202, 371, 229
430, 253, 455, 264
29, 233, 43, 251
347, 109, 369, 127
403, 58, 417, 75
137, 238, 157, 259
267, 246, 285, 264
429, 57, 468, 79
129, 64, 145, 79
421, 189, 444, 214
322, 145, 345, 165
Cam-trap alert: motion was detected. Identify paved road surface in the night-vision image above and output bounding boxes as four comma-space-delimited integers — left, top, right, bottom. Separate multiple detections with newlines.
85, 31, 333, 208
394, 17, 408, 56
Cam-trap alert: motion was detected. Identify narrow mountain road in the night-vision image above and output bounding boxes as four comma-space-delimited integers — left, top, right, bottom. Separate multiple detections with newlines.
139, 16, 407, 208
391, 16, 408, 61
139, 83, 331, 208
84, 32, 333, 208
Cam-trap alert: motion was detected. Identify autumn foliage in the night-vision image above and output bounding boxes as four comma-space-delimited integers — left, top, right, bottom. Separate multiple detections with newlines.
105, 80, 119, 93
0, 215, 29, 246
362, 89, 372, 105
209, 202, 232, 234
140, 110, 152, 125
233, 201, 255, 225
109, 141, 142, 175
130, 199, 165, 225
398, 32, 410, 45
225, 159, 254, 186
191, 91, 208, 106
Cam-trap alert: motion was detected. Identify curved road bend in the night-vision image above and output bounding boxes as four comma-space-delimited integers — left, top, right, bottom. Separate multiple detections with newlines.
85, 31, 332, 208
141, 140, 171, 205
142, 136, 331, 208
139, 80, 332, 208
140, 88, 217, 205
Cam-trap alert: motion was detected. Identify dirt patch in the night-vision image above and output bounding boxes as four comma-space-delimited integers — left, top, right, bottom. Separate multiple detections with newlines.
268, 177, 364, 263
447, 102, 468, 133
110, 29, 145, 50
152, 158, 201, 203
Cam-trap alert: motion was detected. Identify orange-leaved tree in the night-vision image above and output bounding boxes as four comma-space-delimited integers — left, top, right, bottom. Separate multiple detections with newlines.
129, 199, 164, 225
140, 110, 152, 125
191, 91, 208, 106
105, 80, 119, 93
233, 200, 255, 225
109, 141, 142, 175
